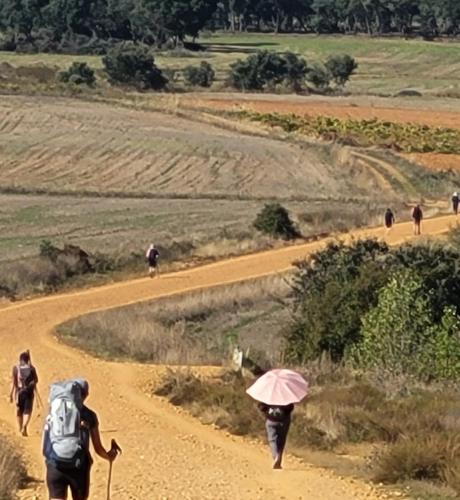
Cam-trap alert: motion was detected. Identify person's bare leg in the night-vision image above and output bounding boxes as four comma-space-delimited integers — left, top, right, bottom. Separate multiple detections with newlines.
17, 415, 23, 434
22, 413, 31, 436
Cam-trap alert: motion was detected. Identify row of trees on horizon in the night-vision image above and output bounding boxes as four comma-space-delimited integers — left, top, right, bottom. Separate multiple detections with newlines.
1, 0, 459, 53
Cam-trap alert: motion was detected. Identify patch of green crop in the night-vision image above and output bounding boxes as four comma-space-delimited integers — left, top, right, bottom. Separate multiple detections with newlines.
234, 111, 460, 154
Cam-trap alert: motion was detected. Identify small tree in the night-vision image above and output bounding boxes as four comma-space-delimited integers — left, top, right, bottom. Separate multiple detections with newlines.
306, 63, 331, 90
229, 50, 287, 91
183, 61, 215, 87
253, 203, 300, 240
325, 54, 357, 87
102, 42, 168, 90
349, 271, 460, 381
57, 62, 95, 86
282, 52, 308, 91
229, 50, 308, 92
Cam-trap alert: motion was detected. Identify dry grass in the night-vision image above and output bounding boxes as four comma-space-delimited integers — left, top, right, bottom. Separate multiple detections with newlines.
0, 435, 27, 499
155, 369, 460, 494
0, 95, 344, 201
57, 275, 292, 365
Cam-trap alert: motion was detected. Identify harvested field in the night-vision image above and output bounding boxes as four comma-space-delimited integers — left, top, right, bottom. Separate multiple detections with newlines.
0, 95, 367, 200
0, 193, 281, 263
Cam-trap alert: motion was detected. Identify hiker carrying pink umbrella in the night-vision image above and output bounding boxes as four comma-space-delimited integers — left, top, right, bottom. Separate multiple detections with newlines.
246, 369, 309, 469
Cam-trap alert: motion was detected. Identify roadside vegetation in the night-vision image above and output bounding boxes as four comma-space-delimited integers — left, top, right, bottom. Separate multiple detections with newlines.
0, 434, 27, 499
57, 275, 291, 365
233, 110, 460, 154
58, 225, 460, 496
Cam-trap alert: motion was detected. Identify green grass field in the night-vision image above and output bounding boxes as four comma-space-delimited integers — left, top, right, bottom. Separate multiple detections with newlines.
1, 33, 459, 95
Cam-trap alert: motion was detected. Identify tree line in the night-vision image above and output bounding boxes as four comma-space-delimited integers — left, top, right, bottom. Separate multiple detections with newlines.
1, 0, 459, 54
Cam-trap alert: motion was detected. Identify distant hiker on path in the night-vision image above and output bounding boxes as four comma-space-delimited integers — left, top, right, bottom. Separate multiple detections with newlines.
9, 350, 38, 437
43, 379, 119, 500
258, 403, 294, 469
452, 192, 459, 215
412, 204, 423, 235
384, 208, 395, 231
146, 243, 160, 278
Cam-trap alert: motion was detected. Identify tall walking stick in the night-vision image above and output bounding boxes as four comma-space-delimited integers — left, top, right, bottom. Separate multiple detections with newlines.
106, 439, 122, 500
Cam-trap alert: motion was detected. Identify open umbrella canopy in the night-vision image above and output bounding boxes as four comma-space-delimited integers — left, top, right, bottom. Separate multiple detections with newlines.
246, 369, 309, 406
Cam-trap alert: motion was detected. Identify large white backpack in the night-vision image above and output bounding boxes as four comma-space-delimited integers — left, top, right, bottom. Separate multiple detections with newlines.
45, 380, 86, 468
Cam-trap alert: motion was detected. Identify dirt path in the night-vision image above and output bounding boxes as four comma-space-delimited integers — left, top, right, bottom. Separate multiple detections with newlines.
0, 214, 457, 500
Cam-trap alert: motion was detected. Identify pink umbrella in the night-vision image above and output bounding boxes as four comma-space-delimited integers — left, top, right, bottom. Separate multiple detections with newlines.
246, 369, 309, 406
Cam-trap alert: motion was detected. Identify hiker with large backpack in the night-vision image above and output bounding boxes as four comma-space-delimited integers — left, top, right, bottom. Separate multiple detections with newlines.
9, 351, 38, 436
146, 243, 160, 278
43, 379, 119, 500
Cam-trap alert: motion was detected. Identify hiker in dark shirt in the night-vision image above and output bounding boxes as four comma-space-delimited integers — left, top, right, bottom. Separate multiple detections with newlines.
452, 192, 459, 215
146, 243, 160, 278
384, 208, 395, 232
43, 379, 118, 500
9, 351, 38, 437
258, 403, 294, 469
412, 204, 423, 235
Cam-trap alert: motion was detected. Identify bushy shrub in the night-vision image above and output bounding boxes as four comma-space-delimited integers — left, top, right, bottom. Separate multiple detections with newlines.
229, 50, 307, 91
102, 42, 168, 90
253, 203, 300, 240
375, 433, 459, 486
285, 240, 390, 363
325, 54, 357, 87
183, 61, 215, 87
281, 52, 308, 91
57, 62, 96, 86
286, 238, 460, 372
350, 271, 460, 381
306, 63, 331, 90
229, 50, 285, 91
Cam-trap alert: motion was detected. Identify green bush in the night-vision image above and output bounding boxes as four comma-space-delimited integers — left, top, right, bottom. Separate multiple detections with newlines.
57, 62, 96, 86
285, 239, 460, 371
306, 63, 331, 90
253, 203, 300, 240
325, 54, 357, 87
285, 240, 390, 363
102, 42, 168, 90
350, 271, 460, 381
229, 50, 307, 92
281, 52, 308, 91
183, 61, 215, 87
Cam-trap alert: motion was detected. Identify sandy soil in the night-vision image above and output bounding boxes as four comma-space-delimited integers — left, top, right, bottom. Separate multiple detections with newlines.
402, 153, 460, 172
0, 214, 457, 499
182, 94, 460, 129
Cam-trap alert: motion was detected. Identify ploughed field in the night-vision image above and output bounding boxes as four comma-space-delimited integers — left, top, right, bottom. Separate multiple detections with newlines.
0, 95, 353, 200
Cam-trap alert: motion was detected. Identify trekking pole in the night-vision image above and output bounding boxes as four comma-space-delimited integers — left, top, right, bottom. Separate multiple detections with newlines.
106, 439, 122, 500
35, 388, 44, 409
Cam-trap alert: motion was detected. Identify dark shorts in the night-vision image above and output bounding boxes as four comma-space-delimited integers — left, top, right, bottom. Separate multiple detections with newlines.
148, 260, 158, 268
46, 462, 91, 500
17, 390, 34, 416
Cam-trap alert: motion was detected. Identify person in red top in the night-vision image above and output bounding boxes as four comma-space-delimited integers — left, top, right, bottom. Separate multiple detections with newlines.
9, 351, 38, 436
412, 204, 423, 235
